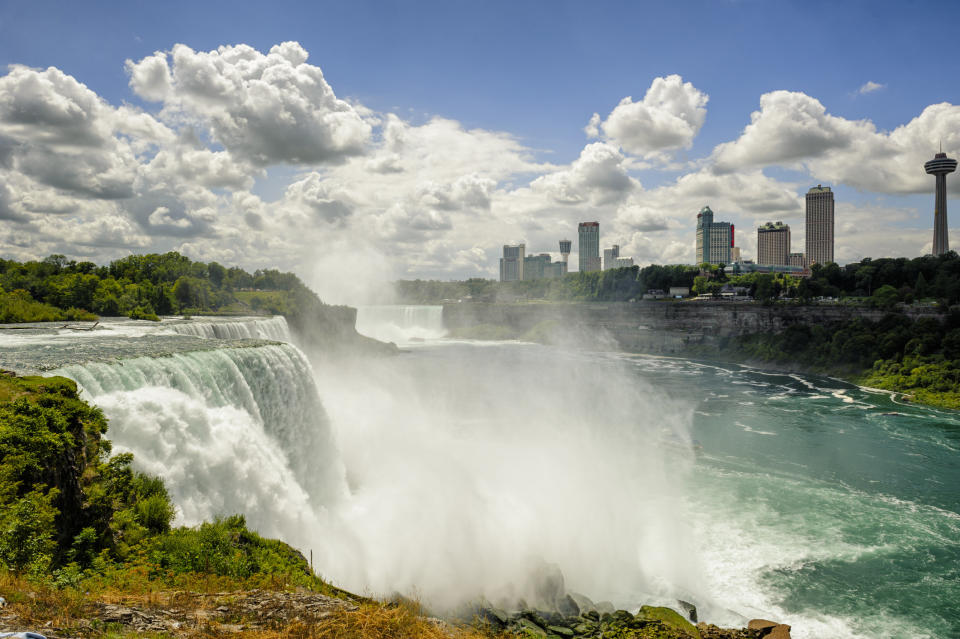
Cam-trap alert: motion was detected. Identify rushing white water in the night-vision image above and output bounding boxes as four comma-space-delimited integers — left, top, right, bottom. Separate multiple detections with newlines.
166, 316, 292, 341
355, 305, 446, 344
51, 343, 347, 553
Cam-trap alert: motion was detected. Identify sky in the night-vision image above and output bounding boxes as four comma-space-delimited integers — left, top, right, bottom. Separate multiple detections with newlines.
1, 0, 959, 301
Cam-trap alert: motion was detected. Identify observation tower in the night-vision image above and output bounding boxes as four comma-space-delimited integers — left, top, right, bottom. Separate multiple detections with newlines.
559, 239, 571, 264
925, 149, 957, 255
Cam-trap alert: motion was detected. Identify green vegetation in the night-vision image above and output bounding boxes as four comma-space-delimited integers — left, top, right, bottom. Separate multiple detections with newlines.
0, 287, 97, 323
0, 252, 341, 324
700, 312, 960, 410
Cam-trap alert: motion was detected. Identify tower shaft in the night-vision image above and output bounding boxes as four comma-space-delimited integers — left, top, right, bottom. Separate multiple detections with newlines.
934, 173, 950, 255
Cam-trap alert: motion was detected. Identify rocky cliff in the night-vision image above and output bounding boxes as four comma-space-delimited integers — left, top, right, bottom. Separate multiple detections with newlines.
442, 301, 942, 355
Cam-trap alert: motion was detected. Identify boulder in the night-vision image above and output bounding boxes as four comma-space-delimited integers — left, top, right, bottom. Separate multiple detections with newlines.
568, 592, 596, 614
515, 617, 547, 637
529, 562, 566, 609
557, 594, 580, 618
595, 600, 616, 614
747, 619, 778, 631
767, 624, 792, 639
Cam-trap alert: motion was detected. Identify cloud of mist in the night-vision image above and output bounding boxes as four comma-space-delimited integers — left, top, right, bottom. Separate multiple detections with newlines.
309, 324, 702, 610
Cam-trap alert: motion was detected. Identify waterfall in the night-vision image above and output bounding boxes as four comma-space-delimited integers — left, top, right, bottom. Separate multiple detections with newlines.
166, 316, 292, 341
355, 305, 446, 344
52, 343, 347, 548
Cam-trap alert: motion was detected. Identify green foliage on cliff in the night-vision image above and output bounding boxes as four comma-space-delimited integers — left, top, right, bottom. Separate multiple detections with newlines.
0, 251, 338, 324
0, 373, 172, 574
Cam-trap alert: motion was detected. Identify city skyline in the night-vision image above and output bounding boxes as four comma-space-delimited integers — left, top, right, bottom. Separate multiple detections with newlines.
0, 2, 958, 302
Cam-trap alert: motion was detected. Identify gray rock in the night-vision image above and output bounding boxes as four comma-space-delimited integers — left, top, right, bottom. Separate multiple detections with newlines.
516, 617, 548, 636
595, 600, 615, 614
557, 594, 580, 618
677, 599, 698, 623
568, 592, 595, 614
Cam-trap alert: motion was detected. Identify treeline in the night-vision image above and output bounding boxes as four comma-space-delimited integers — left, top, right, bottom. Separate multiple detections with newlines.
711, 312, 960, 409
396, 265, 699, 304
0, 252, 322, 322
805, 252, 960, 303
396, 252, 960, 307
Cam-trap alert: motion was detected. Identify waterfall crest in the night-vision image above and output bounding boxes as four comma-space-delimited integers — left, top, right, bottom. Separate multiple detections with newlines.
166, 316, 292, 341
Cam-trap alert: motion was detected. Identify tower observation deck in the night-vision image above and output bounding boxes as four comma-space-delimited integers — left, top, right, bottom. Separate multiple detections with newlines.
925, 151, 957, 255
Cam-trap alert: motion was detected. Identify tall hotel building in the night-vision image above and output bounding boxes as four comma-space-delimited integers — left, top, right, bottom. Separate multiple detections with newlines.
578, 222, 601, 272
499, 243, 525, 282
757, 222, 791, 265
805, 185, 834, 265
695, 206, 734, 265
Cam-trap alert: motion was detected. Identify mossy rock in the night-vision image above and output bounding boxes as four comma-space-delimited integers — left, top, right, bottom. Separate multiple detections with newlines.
638, 606, 701, 638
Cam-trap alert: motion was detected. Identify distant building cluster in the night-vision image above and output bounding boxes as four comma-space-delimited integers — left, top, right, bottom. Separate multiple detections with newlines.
499, 222, 633, 282
702, 185, 835, 274
497, 150, 956, 281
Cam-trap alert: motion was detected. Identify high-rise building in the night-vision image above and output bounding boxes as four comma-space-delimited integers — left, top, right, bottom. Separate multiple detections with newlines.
578, 222, 601, 272
499, 243, 525, 282
788, 252, 806, 267
925, 150, 957, 255
805, 185, 834, 265
695, 206, 734, 265
603, 245, 620, 270
730, 247, 742, 263
523, 253, 553, 280
559, 239, 572, 265
757, 221, 791, 265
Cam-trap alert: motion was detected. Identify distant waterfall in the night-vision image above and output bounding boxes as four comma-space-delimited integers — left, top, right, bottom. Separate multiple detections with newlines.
167, 316, 292, 341
52, 344, 346, 546
355, 305, 446, 344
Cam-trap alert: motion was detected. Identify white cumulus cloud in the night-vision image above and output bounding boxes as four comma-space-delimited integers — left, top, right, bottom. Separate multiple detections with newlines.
587, 75, 708, 159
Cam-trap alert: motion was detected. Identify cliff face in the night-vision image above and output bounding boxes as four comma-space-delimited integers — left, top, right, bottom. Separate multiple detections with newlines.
442, 301, 942, 355
284, 298, 398, 357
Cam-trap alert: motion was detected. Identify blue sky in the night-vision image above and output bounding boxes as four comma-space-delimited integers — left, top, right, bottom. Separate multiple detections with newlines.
0, 0, 958, 298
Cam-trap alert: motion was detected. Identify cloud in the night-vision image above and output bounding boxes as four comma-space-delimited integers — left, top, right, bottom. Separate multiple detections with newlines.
858, 81, 885, 95
712, 91, 960, 195
126, 42, 372, 166
587, 75, 708, 159
532, 143, 636, 205
0, 41, 956, 285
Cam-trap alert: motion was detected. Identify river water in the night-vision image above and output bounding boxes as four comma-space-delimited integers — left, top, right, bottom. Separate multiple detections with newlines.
1, 309, 956, 638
